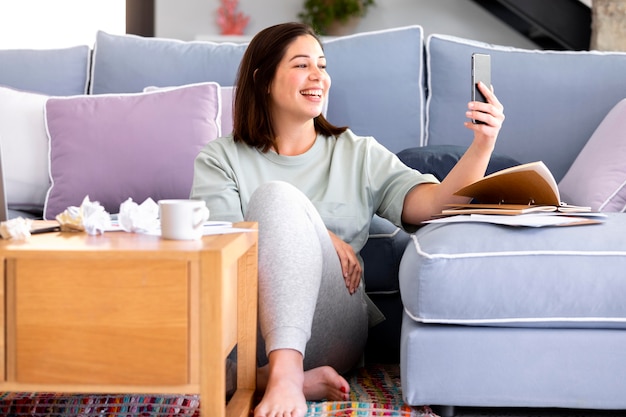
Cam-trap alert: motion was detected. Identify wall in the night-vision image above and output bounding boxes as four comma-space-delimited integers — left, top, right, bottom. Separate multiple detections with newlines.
155, 0, 539, 49
0, 0, 125, 48
591, 0, 626, 51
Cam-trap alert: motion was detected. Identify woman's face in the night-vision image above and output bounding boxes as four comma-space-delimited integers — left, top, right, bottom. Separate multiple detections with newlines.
269, 34, 330, 125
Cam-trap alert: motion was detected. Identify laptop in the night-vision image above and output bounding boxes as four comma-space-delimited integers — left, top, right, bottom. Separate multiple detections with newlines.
0, 144, 60, 234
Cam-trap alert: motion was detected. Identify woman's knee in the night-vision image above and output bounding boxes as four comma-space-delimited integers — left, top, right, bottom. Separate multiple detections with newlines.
246, 181, 310, 222
249, 181, 302, 207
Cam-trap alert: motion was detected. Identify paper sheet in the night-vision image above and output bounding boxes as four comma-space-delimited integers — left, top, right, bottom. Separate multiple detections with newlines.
424, 212, 607, 227
106, 220, 253, 236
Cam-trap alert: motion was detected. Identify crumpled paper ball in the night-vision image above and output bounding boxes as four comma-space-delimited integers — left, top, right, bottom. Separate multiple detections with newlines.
0, 217, 34, 240
118, 197, 159, 233
56, 195, 111, 235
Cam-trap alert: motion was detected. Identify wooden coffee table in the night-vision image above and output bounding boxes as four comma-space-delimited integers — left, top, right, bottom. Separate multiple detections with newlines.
0, 222, 258, 417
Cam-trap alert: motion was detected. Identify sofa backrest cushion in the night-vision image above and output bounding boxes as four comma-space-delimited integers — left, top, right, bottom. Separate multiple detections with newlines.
90, 31, 247, 94
396, 144, 519, 182
92, 27, 424, 154
44, 82, 222, 220
324, 26, 424, 153
425, 34, 626, 182
0, 45, 90, 96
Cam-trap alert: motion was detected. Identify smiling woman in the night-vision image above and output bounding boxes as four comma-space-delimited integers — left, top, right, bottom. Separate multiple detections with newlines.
0, 0, 125, 49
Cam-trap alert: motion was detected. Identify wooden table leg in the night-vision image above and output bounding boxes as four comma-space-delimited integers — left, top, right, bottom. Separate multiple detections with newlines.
201, 247, 223, 417
202, 232, 258, 417
227, 239, 258, 417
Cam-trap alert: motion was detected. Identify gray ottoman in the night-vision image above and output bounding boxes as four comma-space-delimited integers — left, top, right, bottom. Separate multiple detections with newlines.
399, 213, 626, 414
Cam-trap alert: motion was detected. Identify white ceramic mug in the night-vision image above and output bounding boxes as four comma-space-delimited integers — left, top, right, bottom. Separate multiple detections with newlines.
158, 199, 210, 240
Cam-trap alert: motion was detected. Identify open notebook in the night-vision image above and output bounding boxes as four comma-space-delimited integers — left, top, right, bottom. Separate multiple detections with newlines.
0, 145, 59, 234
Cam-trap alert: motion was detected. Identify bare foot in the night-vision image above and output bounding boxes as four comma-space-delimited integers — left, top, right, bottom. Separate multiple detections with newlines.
254, 351, 352, 416
303, 365, 350, 402
254, 349, 307, 417
257, 364, 350, 402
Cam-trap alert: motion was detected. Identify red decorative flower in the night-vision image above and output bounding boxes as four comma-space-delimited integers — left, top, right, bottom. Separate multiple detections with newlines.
217, 0, 250, 36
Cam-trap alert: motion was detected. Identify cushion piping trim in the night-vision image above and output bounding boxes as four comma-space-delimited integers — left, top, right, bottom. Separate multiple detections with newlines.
410, 234, 626, 259
598, 177, 626, 212
427, 33, 626, 57
367, 228, 400, 239
403, 307, 626, 325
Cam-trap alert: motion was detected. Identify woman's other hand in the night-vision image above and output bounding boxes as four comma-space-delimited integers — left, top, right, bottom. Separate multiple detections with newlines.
328, 230, 361, 294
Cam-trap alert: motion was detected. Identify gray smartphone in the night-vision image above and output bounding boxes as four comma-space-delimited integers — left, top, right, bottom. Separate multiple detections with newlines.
471, 53, 491, 124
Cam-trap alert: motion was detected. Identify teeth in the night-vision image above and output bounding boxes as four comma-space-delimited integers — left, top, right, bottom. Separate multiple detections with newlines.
301, 89, 322, 97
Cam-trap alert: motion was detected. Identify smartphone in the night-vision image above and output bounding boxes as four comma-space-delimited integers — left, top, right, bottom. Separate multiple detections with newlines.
471, 53, 491, 124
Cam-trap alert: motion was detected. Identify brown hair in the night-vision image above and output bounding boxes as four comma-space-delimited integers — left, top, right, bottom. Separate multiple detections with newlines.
233, 22, 347, 152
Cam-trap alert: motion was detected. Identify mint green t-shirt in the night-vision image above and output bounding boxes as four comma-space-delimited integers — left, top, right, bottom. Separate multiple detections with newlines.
191, 129, 439, 254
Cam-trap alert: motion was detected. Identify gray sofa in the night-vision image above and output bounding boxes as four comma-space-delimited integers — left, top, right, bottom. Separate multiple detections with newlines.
2, 25, 626, 414
398, 33, 626, 415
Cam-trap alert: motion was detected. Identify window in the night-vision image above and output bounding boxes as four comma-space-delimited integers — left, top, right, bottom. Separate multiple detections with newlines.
0, 0, 125, 49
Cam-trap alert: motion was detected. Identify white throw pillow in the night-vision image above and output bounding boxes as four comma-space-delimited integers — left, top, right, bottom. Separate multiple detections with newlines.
0, 85, 51, 209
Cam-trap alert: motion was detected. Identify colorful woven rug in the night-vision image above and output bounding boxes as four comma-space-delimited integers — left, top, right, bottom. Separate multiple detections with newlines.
306, 402, 433, 417
0, 364, 434, 417
0, 392, 201, 417
304, 364, 436, 417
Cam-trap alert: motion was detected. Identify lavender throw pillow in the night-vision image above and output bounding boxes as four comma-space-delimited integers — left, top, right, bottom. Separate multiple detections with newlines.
43, 82, 221, 219
558, 98, 626, 212
145, 84, 235, 137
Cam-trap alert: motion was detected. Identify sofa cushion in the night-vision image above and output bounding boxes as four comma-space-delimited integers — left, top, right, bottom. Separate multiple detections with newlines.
400, 213, 626, 328
324, 26, 424, 153
90, 31, 247, 94
396, 144, 519, 181
558, 98, 626, 212
0, 86, 52, 211
425, 34, 626, 182
43, 82, 222, 219
0, 45, 90, 96
401, 319, 626, 409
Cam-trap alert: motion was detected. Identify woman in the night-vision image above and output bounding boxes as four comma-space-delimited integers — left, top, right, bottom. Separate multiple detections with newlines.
191, 22, 504, 417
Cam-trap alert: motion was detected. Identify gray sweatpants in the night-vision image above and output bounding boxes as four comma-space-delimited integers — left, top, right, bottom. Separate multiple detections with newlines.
245, 181, 369, 374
